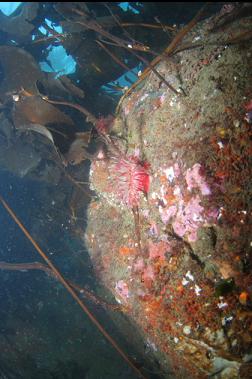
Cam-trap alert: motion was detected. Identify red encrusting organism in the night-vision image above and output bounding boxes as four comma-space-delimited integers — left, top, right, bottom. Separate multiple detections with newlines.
109, 154, 150, 208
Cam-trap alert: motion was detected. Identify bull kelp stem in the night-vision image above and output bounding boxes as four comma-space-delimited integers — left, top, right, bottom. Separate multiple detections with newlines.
0, 194, 147, 379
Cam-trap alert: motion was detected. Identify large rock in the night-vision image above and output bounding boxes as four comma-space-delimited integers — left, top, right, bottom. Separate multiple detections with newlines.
85, 10, 252, 379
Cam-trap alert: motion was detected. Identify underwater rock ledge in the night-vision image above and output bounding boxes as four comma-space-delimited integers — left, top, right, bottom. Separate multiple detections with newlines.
85, 12, 252, 379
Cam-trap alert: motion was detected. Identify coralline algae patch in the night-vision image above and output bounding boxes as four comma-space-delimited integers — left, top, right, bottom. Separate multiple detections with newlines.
149, 161, 218, 243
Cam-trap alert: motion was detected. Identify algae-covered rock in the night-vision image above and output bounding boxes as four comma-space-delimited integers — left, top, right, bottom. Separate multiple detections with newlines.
86, 10, 252, 379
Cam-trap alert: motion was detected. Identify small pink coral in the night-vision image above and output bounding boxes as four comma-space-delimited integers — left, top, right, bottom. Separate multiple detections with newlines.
205, 207, 219, 222
115, 280, 129, 301
185, 163, 211, 196
109, 154, 150, 207
245, 100, 252, 112
148, 240, 171, 261
172, 196, 204, 242
142, 265, 155, 288
148, 221, 159, 237
160, 205, 177, 224
174, 162, 181, 177
133, 257, 145, 272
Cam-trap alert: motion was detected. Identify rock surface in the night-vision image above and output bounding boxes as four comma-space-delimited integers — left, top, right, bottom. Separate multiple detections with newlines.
86, 12, 252, 379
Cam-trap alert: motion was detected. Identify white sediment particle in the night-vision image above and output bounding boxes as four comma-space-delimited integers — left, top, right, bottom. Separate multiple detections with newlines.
183, 325, 191, 335
185, 271, 194, 281
233, 119, 240, 128
195, 284, 202, 296
173, 186, 181, 196
160, 185, 166, 196
192, 36, 201, 42
139, 93, 148, 102
164, 166, 175, 182
217, 207, 224, 220
159, 93, 166, 104
151, 192, 157, 200
192, 213, 203, 222
146, 338, 158, 352
221, 316, 233, 326
217, 301, 228, 309
182, 277, 189, 286
172, 151, 177, 159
